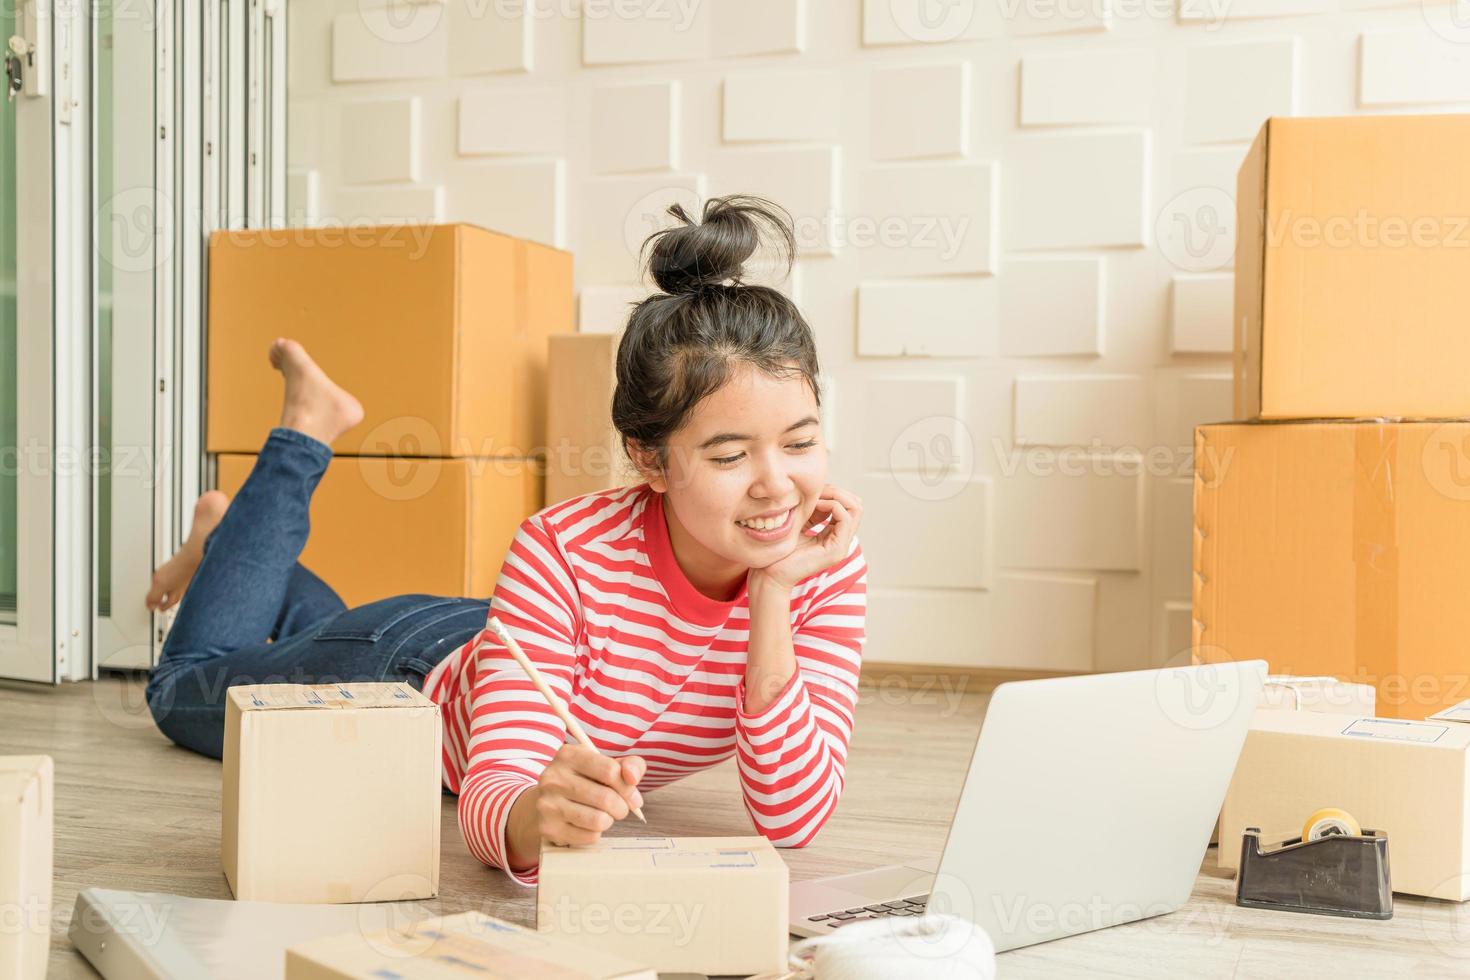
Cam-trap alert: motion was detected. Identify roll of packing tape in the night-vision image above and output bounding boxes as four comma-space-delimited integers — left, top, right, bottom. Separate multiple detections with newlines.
1301, 807, 1362, 842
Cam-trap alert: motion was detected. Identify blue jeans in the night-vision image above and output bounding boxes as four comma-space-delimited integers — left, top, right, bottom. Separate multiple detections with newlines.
145, 427, 489, 759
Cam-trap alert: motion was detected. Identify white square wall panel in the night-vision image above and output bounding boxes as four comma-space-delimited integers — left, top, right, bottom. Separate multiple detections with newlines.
864, 589, 991, 667
854, 163, 998, 275
992, 574, 1097, 672
999, 257, 1105, 357
857, 279, 998, 358
582, 0, 711, 64
1151, 477, 1195, 601
1013, 375, 1150, 450
450, 159, 565, 248
578, 175, 705, 283
458, 89, 564, 156
862, 0, 1001, 45
591, 82, 679, 174
331, 186, 444, 224
1360, 29, 1470, 106
1020, 50, 1153, 126
861, 375, 967, 472
1007, 132, 1149, 250
870, 62, 970, 160
448, 0, 533, 75
287, 169, 320, 225
1181, 0, 1331, 17
857, 474, 993, 590
1184, 39, 1298, 144
714, 0, 805, 56
724, 70, 841, 142
1155, 373, 1232, 451
1007, 1, 1110, 35
1170, 275, 1232, 354
579, 285, 649, 334
997, 462, 1144, 571
333, 8, 448, 82
339, 98, 419, 185
709, 147, 840, 255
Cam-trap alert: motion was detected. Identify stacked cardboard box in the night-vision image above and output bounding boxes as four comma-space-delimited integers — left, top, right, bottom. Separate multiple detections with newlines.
1194, 114, 1470, 720
207, 224, 570, 606
545, 332, 641, 506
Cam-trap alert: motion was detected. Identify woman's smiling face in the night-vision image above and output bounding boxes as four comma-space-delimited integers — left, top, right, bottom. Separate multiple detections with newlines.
638, 363, 827, 600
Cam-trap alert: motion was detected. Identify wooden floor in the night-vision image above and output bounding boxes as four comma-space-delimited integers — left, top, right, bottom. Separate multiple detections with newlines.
3, 672, 1467, 979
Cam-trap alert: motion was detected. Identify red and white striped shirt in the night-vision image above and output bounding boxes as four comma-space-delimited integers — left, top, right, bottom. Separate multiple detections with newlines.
422, 482, 868, 885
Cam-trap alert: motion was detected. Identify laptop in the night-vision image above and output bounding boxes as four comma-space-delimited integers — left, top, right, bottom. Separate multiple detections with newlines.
789, 660, 1267, 952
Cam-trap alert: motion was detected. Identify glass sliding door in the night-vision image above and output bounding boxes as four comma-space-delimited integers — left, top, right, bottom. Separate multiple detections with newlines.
91, 0, 161, 672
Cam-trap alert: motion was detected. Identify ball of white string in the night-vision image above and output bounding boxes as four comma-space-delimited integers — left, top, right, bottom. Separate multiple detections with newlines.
775, 913, 996, 980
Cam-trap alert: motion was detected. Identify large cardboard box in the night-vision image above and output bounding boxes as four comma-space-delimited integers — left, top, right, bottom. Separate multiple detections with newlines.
1193, 421, 1470, 720
536, 836, 788, 976
546, 332, 640, 506
286, 911, 655, 980
0, 756, 51, 980
222, 683, 441, 904
1235, 114, 1470, 420
1219, 710, 1470, 900
207, 224, 573, 456
216, 453, 542, 608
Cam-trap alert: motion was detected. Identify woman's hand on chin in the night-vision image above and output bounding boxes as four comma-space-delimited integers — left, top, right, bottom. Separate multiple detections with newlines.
749, 484, 862, 595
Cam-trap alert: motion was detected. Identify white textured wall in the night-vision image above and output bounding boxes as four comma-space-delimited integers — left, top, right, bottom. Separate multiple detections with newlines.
288, 0, 1470, 674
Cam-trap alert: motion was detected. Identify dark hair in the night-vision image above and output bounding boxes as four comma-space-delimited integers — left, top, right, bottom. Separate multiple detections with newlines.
612, 194, 822, 471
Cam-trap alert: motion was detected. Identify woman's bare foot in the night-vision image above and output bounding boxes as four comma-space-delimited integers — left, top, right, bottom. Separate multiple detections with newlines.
269, 338, 364, 446
146, 491, 230, 612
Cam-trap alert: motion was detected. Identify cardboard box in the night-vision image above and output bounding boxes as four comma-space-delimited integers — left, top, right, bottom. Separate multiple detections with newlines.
546, 332, 640, 506
1193, 421, 1470, 720
222, 683, 441, 904
0, 756, 51, 980
1235, 114, 1470, 420
1219, 710, 1470, 899
1209, 677, 1374, 844
208, 223, 573, 456
216, 453, 542, 608
286, 911, 655, 980
536, 836, 788, 976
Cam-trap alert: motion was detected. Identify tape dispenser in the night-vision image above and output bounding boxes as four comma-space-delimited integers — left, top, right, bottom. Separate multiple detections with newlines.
1235, 807, 1392, 920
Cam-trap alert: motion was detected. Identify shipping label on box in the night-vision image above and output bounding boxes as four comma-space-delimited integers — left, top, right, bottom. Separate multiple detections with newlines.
222, 683, 442, 904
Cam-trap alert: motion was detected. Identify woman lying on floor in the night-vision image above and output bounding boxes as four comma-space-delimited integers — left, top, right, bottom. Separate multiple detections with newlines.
144, 195, 868, 884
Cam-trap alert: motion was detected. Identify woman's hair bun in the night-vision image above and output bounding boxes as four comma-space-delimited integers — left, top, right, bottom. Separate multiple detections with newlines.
639, 194, 796, 295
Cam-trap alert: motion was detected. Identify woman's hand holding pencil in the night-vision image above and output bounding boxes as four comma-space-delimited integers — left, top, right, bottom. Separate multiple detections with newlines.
490, 617, 647, 861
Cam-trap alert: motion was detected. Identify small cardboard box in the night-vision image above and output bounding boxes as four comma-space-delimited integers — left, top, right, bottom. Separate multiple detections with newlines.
1193, 421, 1470, 720
545, 332, 640, 506
1219, 710, 1470, 899
216, 453, 542, 608
1235, 114, 1470, 420
0, 756, 51, 980
287, 911, 656, 980
536, 836, 788, 976
222, 684, 442, 904
207, 223, 573, 456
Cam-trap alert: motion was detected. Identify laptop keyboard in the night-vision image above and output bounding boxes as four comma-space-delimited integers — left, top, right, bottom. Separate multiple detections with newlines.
805, 894, 928, 929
